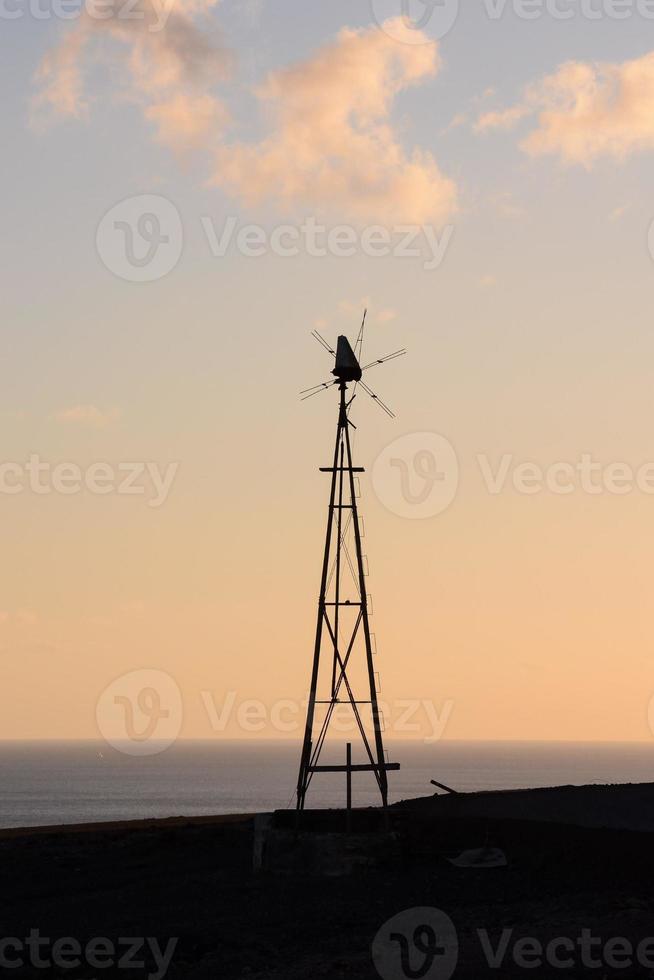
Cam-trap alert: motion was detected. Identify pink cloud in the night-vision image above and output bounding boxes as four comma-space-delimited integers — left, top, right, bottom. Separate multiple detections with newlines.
33, 25, 90, 121
145, 92, 228, 150
215, 19, 456, 224
522, 53, 654, 164
475, 105, 530, 133
32, 0, 230, 151
476, 49, 654, 166
54, 405, 120, 428
32, 15, 457, 224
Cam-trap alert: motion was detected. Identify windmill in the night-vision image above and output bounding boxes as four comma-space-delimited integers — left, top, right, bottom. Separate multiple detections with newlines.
296, 311, 406, 815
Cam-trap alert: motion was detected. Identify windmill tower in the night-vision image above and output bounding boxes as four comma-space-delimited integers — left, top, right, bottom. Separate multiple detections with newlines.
296, 314, 406, 814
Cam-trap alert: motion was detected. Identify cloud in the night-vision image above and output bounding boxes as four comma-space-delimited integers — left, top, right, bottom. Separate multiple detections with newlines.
0, 610, 38, 627
442, 111, 468, 133
33, 25, 90, 121
524, 53, 654, 164
214, 18, 456, 225
32, 0, 231, 151
16, 610, 38, 626
33, 13, 456, 224
317, 299, 400, 331
475, 105, 530, 133
609, 204, 630, 221
376, 309, 397, 324
338, 297, 371, 319
54, 405, 120, 428
476, 50, 654, 166
489, 191, 525, 218
145, 92, 228, 150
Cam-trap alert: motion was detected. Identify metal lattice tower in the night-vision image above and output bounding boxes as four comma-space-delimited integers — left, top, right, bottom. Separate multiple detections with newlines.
296, 322, 405, 813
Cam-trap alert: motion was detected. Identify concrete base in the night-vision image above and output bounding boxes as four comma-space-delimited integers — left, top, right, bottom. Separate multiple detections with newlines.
253, 811, 401, 876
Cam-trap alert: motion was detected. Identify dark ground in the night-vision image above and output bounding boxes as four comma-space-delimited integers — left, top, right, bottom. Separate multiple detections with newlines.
4, 785, 654, 979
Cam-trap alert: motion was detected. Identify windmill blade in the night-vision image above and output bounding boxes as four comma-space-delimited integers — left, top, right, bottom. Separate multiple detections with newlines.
354, 309, 367, 363
311, 330, 335, 356
361, 349, 407, 372
301, 385, 335, 402
345, 310, 368, 419
360, 380, 395, 418
300, 380, 337, 401
300, 378, 335, 394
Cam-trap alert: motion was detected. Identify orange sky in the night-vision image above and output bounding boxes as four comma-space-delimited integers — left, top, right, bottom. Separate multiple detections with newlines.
4, 3, 654, 744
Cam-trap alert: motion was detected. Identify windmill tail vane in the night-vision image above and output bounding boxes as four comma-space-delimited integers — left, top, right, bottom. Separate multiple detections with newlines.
332, 336, 362, 383
296, 313, 406, 815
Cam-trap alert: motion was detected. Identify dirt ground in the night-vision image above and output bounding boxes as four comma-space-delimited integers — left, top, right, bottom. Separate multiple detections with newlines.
4, 787, 654, 978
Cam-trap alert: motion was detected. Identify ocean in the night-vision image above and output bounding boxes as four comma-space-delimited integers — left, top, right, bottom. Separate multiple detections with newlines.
1, 740, 653, 829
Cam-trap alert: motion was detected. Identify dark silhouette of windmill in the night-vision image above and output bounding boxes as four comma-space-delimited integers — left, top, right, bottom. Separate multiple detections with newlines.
296, 312, 406, 815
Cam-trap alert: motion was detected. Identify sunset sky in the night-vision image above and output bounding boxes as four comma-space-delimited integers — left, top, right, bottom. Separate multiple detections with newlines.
3, 1, 654, 742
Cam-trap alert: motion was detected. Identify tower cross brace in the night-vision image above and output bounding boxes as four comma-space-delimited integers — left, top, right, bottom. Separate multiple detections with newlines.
296, 382, 399, 812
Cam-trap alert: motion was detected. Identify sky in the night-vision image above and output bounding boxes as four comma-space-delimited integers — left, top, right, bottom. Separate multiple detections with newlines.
2, 0, 654, 745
